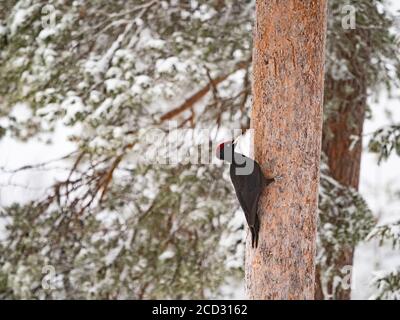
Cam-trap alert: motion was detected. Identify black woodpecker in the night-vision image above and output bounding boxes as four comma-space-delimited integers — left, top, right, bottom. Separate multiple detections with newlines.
216, 140, 275, 248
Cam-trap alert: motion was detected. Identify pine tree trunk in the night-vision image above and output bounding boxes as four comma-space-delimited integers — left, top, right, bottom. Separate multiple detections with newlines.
314, 15, 372, 297
246, 0, 328, 299
315, 78, 367, 300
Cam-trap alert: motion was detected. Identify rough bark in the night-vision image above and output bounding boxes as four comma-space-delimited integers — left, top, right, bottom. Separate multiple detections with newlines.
323, 100, 365, 188
246, 0, 328, 299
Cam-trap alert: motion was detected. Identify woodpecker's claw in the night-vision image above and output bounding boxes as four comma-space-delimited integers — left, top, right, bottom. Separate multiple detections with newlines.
265, 175, 283, 185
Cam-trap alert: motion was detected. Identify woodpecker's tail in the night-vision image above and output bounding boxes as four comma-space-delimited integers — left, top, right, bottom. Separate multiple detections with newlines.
251, 214, 260, 248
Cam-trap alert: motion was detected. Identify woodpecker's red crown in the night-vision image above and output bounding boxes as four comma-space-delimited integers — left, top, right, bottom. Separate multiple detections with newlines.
216, 142, 224, 160
216, 140, 234, 160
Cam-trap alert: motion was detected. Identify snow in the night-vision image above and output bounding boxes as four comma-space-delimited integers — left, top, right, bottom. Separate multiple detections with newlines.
10, 8, 31, 35
353, 91, 400, 299
158, 249, 175, 260
105, 67, 123, 79
156, 57, 180, 73
41, 48, 57, 66
233, 49, 244, 60
10, 103, 32, 122
88, 136, 108, 149
145, 39, 166, 50
218, 277, 245, 299
88, 21, 134, 79
12, 56, 28, 68
135, 75, 151, 87
104, 79, 129, 93
180, 11, 191, 20
389, 224, 400, 237
369, 268, 400, 300
0, 0, 399, 300
0, 24, 7, 36
89, 91, 102, 104
349, 1, 400, 299
93, 98, 113, 117
38, 28, 56, 41
62, 95, 85, 123
35, 103, 58, 119
0, 123, 75, 206
193, 4, 217, 22
105, 246, 122, 266
113, 127, 124, 138
134, 18, 144, 27
130, 84, 143, 95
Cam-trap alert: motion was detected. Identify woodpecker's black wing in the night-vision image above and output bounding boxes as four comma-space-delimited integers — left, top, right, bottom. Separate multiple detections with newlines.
229, 153, 265, 247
